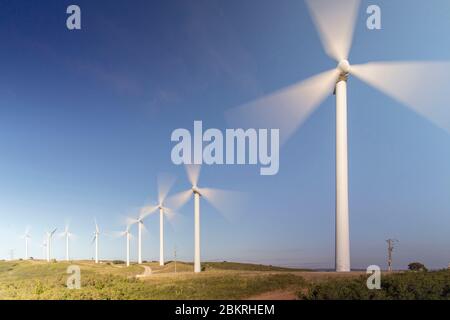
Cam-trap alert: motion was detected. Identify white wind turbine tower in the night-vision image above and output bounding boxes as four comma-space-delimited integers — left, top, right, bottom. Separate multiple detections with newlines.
59, 224, 74, 261
92, 219, 100, 263
134, 174, 177, 266
227, 0, 450, 272
129, 208, 152, 265
40, 238, 47, 260
21, 227, 31, 260
115, 225, 133, 267
168, 165, 242, 273
45, 229, 57, 262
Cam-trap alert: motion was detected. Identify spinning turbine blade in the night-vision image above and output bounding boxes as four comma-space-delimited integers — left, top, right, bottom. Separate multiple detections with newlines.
162, 207, 175, 220
112, 230, 127, 238
226, 69, 340, 144
350, 61, 450, 132
163, 207, 181, 225
139, 204, 158, 220
166, 189, 192, 211
157, 173, 176, 204
185, 164, 201, 187
305, 0, 361, 62
126, 216, 139, 226
140, 220, 149, 234
197, 188, 245, 222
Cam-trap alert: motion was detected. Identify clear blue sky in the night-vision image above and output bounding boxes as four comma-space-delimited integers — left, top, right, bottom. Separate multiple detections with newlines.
1, 0, 450, 269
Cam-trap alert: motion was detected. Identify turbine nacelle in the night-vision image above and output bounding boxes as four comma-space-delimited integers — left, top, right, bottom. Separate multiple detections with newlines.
192, 186, 201, 196
338, 59, 351, 77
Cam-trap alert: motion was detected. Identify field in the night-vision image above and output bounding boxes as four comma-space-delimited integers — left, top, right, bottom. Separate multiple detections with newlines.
0, 260, 448, 300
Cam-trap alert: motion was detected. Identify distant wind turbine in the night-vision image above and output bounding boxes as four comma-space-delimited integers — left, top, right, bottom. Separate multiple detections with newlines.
59, 224, 74, 261
45, 229, 57, 262
92, 219, 100, 263
134, 174, 178, 266
116, 226, 132, 267
21, 227, 31, 260
40, 238, 47, 260
168, 165, 242, 273
226, 0, 450, 272
128, 207, 153, 265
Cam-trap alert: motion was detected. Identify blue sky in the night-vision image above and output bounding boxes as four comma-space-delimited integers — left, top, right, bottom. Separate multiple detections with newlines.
0, 0, 450, 269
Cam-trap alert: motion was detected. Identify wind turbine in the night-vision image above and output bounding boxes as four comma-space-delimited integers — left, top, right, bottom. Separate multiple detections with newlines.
226, 0, 450, 272
128, 207, 153, 265
45, 229, 57, 262
92, 219, 100, 263
134, 174, 177, 266
21, 227, 31, 260
116, 226, 132, 267
59, 224, 74, 261
40, 238, 47, 260
168, 165, 241, 273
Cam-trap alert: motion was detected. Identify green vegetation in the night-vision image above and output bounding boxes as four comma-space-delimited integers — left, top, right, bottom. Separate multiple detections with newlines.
1, 260, 449, 300
0, 260, 305, 300
408, 262, 428, 272
302, 270, 450, 300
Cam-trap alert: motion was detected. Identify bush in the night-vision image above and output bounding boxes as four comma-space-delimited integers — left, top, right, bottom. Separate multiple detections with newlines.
112, 260, 125, 265
408, 262, 427, 272
34, 280, 45, 295
302, 270, 450, 300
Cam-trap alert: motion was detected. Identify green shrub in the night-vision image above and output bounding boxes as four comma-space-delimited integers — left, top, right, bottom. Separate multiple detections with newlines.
302, 270, 450, 300
408, 262, 427, 272
34, 280, 45, 295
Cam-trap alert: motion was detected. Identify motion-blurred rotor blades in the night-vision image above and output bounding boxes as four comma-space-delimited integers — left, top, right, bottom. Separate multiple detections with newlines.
157, 173, 176, 205
197, 187, 245, 222
350, 61, 450, 131
226, 0, 450, 273
185, 164, 201, 187
166, 190, 192, 212
305, 0, 361, 62
226, 68, 340, 145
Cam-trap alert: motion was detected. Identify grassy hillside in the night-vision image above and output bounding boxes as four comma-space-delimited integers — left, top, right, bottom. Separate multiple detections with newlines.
202, 261, 310, 272
0, 260, 307, 300
1, 260, 446, 300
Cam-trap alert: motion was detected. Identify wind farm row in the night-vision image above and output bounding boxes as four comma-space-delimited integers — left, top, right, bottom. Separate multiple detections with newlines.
17, 165, 233, 273
9, 0, 450, 274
